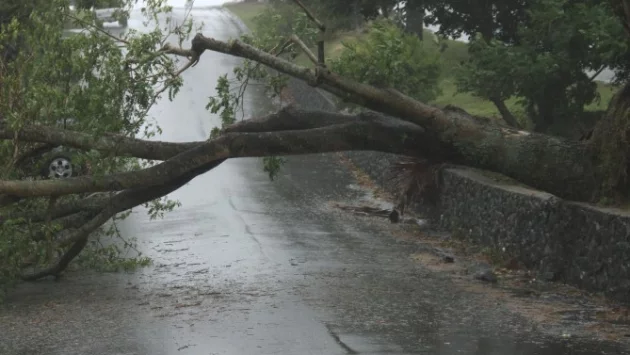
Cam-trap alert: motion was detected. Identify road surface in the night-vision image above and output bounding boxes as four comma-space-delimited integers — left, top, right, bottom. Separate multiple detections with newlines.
0, 4, 628, 355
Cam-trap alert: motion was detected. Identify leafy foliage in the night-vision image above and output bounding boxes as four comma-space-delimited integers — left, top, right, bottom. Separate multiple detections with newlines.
455, 0, 628, 132
207, 1, 324, 181
252, 1, 319, 51
0, 0, 195, 294
425, 0, 527, 43
75, 215, 151, 273
330, 18, 442, 104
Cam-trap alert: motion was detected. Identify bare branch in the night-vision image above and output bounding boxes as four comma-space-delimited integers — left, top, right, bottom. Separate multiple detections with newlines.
290, 35, 318, 65
223, 104, 365, 132
3, 194, 107, 224
187, 34, 442, 127
589, 66, 606, 82
292, 0, 326, 31
291, 0, 326, 64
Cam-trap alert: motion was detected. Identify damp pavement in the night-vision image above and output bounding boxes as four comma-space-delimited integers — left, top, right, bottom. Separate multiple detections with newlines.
0, 4, 629, 355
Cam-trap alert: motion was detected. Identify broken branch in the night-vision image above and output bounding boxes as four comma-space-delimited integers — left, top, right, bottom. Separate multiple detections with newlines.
0, 125, 202, 161
173, 34, 598, 201
0, 107, 432, 198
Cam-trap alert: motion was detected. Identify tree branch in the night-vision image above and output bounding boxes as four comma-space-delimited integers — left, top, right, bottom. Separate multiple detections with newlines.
20, 158, 227, 280
589, 66, 606, 82
20, 209, 109, 281
290, 34, 318, 65
291, 0, 326, 65
186, 34, 443, 128
168, 34, 599, 201
4, 197, 105, 226
223, 104, 370, 132
0, 125, 201, 161
0, 107, 433, 198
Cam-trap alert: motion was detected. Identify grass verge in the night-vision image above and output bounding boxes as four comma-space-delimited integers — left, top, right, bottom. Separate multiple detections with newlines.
224, 1, 616, 121
223, 1, 267, 30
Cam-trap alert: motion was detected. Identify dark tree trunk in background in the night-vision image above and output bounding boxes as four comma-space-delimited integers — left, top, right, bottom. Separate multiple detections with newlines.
381, 5, 390, 18
351, 0, 362, 30
476, 0, 495, 41
489, 97, 520, 128
405, 0, 424, 40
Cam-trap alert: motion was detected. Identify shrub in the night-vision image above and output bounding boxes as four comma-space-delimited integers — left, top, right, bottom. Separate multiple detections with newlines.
330, 18, 442, 103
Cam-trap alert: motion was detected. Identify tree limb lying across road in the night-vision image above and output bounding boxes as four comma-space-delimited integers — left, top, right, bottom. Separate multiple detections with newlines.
2, 0, 630, 286
167, 32, 596, 202
0, 105, 432, 198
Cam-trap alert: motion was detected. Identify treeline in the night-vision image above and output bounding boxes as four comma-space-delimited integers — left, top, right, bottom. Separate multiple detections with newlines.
254, 0, 629, 136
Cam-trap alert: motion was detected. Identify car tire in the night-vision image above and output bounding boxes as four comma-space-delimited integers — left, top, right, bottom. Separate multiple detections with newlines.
42, 154, 75, 179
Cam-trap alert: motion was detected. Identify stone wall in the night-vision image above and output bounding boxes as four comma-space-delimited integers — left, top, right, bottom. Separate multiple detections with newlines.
284, 76, 630, 303
435, 168, 630, 303
349, 156, 630, 303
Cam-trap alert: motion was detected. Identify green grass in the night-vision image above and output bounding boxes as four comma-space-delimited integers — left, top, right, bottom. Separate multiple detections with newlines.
224, 1, 617, 122
223, 1, 267, 31
293, 31, 360, 67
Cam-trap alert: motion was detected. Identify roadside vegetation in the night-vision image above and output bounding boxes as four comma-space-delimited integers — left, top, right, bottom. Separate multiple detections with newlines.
3, 0, 630, 301
224, 0, 618, 134
0, 0, 186, 298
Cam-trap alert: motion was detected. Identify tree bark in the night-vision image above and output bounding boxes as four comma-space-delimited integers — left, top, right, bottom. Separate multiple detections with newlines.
0, 106, 433, 198
0, 33, 614, 231
489, 96, 521, 128
181, 34, 599, 201
0, 35, 606, 202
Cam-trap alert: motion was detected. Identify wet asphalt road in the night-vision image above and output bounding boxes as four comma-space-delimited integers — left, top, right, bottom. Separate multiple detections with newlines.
1, 4, 629, 355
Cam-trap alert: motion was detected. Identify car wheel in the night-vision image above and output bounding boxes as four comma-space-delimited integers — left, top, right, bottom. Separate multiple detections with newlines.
45, 155, 74, 179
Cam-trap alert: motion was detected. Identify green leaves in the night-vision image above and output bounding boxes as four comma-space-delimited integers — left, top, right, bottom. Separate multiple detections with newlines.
207, 74, 237, 128
252, 3, 319, 53
263, 156, 286, 181
0, 0, 197, 290
330, 18, 442, 105
206, 2, 321, 179
455, 0, 627, 131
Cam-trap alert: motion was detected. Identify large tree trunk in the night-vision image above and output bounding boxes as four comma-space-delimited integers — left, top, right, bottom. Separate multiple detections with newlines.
8, 0, 630, 286
0, 35, 606, 204
177, 35, 601, 201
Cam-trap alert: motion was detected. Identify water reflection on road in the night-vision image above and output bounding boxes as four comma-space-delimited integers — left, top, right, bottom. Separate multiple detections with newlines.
0, 4, 628, 355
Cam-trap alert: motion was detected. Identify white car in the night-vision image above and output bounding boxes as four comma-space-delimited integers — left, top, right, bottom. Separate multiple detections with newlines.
94, 7, 129, 27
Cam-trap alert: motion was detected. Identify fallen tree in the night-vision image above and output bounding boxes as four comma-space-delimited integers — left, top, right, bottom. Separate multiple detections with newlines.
2, 0, 630, 287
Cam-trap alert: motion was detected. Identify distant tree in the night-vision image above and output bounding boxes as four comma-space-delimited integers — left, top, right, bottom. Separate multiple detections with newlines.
455, 0, 629, 133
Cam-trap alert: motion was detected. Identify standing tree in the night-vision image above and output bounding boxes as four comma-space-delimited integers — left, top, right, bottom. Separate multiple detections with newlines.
454, 0, 629, 133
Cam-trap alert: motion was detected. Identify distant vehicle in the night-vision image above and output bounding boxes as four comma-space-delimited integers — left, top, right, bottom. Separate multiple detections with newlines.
39, 147, 87, 179
94, 7, 129, 28
3, 118, 93, 180
39, 118, 92, 180
69, 0, 129, 28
